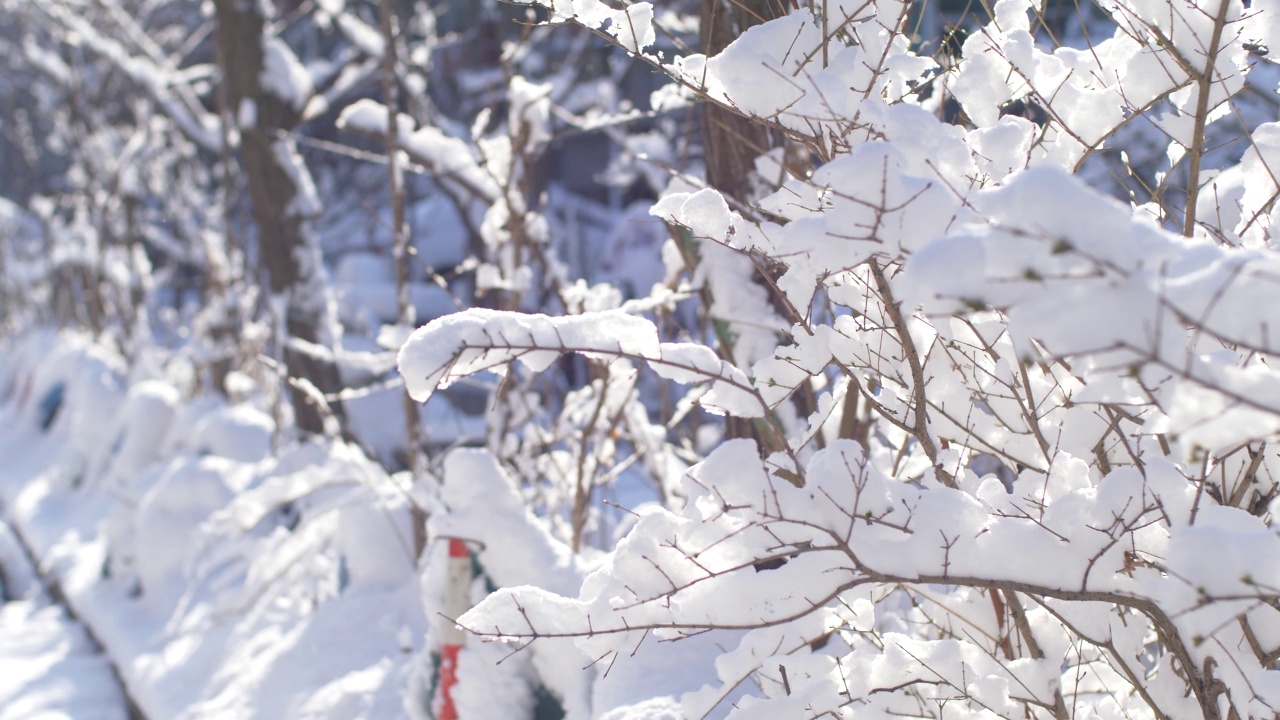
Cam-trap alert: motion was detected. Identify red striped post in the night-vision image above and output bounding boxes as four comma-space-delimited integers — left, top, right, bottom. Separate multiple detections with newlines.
437, 538, 472, 720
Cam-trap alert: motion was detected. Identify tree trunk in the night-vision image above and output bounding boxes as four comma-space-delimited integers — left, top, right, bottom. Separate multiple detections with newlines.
701, 0, 789, 448
380, 0, 427, 561
212, 0, 342, 435
700, 0, 785, 202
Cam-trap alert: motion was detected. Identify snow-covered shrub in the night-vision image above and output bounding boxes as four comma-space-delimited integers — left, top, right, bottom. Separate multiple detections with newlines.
395, 0, 1280, 717
0, 329, 427, 717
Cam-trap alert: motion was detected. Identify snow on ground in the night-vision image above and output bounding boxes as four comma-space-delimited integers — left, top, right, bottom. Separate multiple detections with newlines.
0, 522, 129, 720
0, 328, 724, 719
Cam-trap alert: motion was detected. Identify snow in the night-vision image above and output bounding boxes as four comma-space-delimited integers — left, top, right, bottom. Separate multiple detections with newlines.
651, 187, 733, 244
397, 309, 765, 418
237, 98, 256, 129
526, 1, 658, 55
331, 251, 461, 331
336, 13, 384, 58
436, 449, 587, 598
272, 138, 322, 219
433, 449, 596, 718
605, 4, 656, 55
191, 405, 275, 462
260, 37, 313, 112
0, 334, 426, 719
0, 601, 128, 720
398, 309, 656, 399
0, 522, 127, 720
337, 100, 500, 203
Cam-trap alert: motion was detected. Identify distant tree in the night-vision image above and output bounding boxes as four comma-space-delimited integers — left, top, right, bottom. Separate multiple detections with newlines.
212, 0, 344, 435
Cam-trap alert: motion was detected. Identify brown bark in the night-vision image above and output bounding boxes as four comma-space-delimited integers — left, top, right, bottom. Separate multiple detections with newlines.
379, 0, 427, 560
209, 11, 241, 398
700, 0, 785, 202
701, 0, 789, 450
213, 0, 342, 435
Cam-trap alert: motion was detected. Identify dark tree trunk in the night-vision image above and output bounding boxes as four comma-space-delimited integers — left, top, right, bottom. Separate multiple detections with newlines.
700, 0, 785, 203
212, 0, 342, 435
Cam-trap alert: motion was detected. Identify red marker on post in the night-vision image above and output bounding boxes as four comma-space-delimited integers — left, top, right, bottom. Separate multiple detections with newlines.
437, 538, 472, 720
